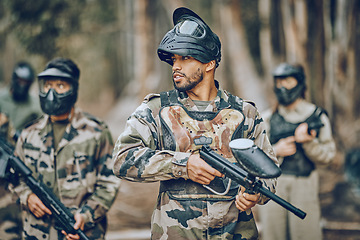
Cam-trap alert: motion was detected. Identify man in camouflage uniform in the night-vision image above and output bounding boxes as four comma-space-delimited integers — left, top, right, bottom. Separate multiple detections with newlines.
112, 7, 277, 240
258, 63, 336, 240
12, 57, 120, 240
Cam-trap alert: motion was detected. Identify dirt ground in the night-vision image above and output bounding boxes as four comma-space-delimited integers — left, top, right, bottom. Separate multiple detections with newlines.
107, 181, 159, 232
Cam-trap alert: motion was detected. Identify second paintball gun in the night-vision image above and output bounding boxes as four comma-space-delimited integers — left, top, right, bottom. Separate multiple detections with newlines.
0, 137, 90, 240
200, 138, 306, 219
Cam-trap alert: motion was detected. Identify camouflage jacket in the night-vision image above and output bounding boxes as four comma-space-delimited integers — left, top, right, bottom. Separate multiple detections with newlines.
113, 86, 277, 239
13, 107, 120, 240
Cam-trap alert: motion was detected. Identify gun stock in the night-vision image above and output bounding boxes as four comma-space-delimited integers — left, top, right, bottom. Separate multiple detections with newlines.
200, 145, 306, 219
0, 137, 90, 240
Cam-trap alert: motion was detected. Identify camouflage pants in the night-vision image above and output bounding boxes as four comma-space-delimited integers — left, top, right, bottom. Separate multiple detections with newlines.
0, 180, 22, 240
151, 192, 258, 240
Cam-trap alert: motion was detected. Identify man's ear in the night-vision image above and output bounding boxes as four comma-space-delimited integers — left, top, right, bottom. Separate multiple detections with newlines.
205, 60, 216, 72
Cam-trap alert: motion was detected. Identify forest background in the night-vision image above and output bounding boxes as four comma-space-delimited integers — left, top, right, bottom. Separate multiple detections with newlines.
0, 0, 359, 239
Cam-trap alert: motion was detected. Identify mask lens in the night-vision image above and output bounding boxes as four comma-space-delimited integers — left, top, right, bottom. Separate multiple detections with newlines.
39, 79, 73, 94
176, 20, 205, 38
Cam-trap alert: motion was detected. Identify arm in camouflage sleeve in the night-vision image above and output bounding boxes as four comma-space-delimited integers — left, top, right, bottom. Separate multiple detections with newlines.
112, 98, 191, 182
12, 134, 33, 207
301, 113, 336, 165
242, 101, 278, 205
77, 128, 121, 224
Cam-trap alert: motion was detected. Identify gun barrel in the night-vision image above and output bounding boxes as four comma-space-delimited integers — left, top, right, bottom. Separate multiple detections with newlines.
258, 187, 306, 219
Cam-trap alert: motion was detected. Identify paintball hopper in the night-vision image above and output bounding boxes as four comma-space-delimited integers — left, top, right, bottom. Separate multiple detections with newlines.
229, 139, 281, 178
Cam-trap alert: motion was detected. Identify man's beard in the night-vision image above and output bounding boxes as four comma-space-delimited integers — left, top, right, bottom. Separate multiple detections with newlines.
173, 68, 204, 92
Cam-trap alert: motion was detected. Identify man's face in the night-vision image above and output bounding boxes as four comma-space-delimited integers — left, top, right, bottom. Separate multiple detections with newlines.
171, 54, 205, 92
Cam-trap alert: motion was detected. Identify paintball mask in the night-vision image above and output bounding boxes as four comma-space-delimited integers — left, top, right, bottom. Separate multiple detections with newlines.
38, 67, 78, 116
158, 7, 221, 68
11, 62, 35, 101
272, 63, 306, 106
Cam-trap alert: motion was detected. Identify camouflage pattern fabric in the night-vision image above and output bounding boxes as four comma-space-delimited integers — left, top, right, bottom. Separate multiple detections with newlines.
113, 85, 277, 240
159, 105, 243, 200
13, 107, 121, 240
0, 113, 22, 240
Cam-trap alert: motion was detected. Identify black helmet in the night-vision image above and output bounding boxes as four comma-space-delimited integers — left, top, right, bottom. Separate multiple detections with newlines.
158, 7, 221, 68
272, 63, 305, 85
11, 61, 35, 101
37, 58, 80, 116
272, 63, 306, 105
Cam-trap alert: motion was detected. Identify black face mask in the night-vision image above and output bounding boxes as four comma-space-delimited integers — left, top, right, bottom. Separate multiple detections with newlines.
274, 84, 304, 106
12, 84, 30, 101
39, 88, 77, 116
11, 79, 31, 101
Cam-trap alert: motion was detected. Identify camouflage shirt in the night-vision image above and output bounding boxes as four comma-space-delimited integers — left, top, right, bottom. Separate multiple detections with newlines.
13, 107, 121, 240
113, 86, 277, 240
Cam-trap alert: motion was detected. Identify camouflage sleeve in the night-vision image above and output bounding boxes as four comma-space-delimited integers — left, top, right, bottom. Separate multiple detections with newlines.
78, 128, 121, 224
112, 98, 191, 182
242, 101, 278, 205
12, 133, 33, 207
301, 113, 336, 165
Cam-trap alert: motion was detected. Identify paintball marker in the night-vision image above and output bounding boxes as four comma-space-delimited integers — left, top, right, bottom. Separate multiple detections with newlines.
272, 120, 324, 143
200, 139, 306, 219
0, 137, 90, 240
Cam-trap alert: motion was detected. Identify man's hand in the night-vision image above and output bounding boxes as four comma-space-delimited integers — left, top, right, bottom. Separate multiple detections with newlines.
274, 136, 296, 157
61, 213, 85, 240
187, 153, 223, 185
294, 122, 316, 143
235, 186, 260, 211
27, 193, 52, 218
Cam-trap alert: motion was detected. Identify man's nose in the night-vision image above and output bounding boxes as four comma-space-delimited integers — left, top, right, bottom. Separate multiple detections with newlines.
172, 61, 181, 71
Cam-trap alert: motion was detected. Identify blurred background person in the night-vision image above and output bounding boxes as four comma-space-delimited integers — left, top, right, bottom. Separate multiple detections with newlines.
0, 61, 42, 134
258, 63, 336, 240
0, 61, 42, 240
0, 112, 21, 240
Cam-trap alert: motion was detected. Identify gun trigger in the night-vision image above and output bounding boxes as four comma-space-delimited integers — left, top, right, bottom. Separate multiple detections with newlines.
202, 179, 232, 196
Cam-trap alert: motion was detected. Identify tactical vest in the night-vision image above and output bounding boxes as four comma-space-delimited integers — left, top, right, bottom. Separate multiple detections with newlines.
159, 90, 245, 201
269, 107, 324, 177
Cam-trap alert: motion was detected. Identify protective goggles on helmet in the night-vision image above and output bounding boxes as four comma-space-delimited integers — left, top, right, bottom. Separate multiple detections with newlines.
175, 19, 206, 38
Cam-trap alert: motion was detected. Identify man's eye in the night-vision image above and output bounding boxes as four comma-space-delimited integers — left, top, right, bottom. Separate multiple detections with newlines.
171, 58, 176, 62
183, 56, 189, 60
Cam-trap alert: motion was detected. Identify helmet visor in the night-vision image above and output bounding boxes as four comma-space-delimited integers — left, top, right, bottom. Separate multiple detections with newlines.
175, 20, 206, 38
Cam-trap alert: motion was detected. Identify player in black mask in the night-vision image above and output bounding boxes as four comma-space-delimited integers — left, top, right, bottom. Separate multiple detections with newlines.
38, 58, 79, 118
